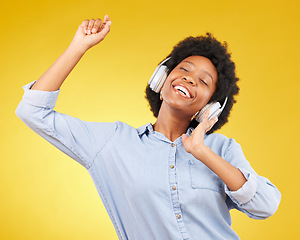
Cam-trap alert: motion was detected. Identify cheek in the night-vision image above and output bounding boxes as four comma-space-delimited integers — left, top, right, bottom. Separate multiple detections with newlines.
193, 90, 216, 112
161, 77, 174, 97
197, 88, 212, 106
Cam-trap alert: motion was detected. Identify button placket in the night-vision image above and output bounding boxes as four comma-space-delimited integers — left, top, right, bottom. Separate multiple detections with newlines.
168, 143, 189, 239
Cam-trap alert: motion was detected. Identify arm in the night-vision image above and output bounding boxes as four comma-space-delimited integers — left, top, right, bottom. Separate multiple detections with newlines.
191, 144, 247, 191
182, 110, 281, 219
16, 16, 117, 168
182, 110, 246, 191
31, 16, 111, 91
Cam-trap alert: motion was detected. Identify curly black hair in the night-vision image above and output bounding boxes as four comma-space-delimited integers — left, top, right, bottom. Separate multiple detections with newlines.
145, 33, 239, 134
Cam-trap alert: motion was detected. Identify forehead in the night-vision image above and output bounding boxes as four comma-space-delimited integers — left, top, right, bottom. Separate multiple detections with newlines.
179, 55, 214, 68
178, 55, 218, 78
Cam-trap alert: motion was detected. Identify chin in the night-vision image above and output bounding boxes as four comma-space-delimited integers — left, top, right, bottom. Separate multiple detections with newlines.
162, 99, 195, 117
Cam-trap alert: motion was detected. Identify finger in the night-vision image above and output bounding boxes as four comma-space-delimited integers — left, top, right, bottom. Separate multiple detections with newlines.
192, 116, 208, 135
97, 19, 111, 40
92, 18, 102, 33
208, 115, 218, 125
182, 134, 188, 143
99, 15, 111, 32
206, 116, 218, 132
103, 15, 110, 24
80, 20, 89, 34
201, 109, 210, 125
87, 19, 95, 34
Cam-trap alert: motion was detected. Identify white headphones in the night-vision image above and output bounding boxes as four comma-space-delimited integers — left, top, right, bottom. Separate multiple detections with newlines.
148, 57, 228, 122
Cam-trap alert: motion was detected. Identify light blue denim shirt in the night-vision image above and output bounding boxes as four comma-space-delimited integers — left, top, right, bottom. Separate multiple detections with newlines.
16, 81, 281, 240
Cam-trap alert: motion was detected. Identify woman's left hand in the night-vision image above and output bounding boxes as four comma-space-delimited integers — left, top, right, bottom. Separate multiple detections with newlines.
182, 110, 218, 156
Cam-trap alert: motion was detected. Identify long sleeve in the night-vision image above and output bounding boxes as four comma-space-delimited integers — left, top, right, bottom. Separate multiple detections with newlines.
223, 138, 281, 219
16, 81, 118, 169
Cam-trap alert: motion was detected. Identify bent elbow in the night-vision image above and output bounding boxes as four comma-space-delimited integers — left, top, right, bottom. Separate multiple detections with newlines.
263, 183, 282, 218
15, 100, 45, 129
266, 190, 281, 218
249, 189, 282, 219
16, 101, 28, 121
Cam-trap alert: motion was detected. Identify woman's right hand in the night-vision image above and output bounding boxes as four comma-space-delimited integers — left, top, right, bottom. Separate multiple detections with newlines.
71, 15, 112, 52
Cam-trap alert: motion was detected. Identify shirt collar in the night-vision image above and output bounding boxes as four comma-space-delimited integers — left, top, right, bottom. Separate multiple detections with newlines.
137, 123, 194, 137
137, 123, 153, 136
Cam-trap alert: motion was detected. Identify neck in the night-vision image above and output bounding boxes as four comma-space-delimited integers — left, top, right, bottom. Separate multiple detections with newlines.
153, 102, 192, 142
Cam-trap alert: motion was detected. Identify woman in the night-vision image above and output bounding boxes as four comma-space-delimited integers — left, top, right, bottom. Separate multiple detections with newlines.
16, 15, 281, 240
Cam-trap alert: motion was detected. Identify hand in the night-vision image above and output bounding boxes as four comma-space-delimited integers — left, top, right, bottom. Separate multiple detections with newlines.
182, 111, 247, 191
71, 15, 111, 51
182, 110, 218, 156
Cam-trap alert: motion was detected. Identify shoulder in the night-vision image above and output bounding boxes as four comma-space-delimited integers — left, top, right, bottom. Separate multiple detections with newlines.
115, 121, 147, 136
205, 132, 233, 147
204, 133, 240, 158
114, 121, 134, 132
107, 122, 150, 147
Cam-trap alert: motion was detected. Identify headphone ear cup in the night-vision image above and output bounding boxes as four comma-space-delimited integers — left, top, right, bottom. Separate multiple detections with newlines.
194, 98, 228, 123
196, 102, 222, 122
154, 66, 168, 93
196, 103, 215, 122
148, 58, 170, 93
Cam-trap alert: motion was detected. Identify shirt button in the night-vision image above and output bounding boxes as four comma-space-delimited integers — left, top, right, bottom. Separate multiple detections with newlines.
172, 186, 176, 190
171, 143, 175, 147
170, 165, 175, 169
177, 214, 181, 219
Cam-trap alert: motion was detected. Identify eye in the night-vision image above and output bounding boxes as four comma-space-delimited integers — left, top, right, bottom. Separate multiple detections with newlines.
180, 67, 188, 72
199, 78, 208, 86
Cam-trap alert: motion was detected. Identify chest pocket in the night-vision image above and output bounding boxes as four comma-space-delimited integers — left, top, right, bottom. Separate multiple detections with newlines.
189, 159, 224, 193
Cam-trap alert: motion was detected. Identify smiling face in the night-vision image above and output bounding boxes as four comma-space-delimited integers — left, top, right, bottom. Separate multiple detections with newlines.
160, 55, 218, 119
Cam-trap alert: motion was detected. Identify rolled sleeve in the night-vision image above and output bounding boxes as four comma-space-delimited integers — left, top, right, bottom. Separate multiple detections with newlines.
16, 81, 118, 169
225, 168, 258, 205
22, 81, 60, 109
223, 138, 281, 219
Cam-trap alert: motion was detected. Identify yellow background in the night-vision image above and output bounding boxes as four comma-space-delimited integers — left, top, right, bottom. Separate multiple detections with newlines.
1, 0, 299, 239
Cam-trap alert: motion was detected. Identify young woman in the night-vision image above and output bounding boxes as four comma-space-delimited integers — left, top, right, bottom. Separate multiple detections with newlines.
16, 15, 281, 240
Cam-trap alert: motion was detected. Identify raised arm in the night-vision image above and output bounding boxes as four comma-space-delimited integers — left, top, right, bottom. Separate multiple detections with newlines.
16, 16, 117, 169
31, 16, 111, 91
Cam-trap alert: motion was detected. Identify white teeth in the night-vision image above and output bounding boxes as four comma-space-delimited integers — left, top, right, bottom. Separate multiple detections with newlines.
174, 85, 191, 98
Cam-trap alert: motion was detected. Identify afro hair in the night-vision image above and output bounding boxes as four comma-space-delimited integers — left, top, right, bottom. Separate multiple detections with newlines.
145, 33, 239, 134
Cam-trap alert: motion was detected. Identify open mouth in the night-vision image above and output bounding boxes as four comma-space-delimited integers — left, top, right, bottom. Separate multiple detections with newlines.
173, 85, 192, 99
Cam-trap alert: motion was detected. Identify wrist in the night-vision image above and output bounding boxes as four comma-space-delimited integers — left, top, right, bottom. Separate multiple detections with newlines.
192, 145, 211, 162
69, 40, 89, 54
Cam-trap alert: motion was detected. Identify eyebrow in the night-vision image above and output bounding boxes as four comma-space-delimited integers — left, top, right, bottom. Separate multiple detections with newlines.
182, 60, 214, 83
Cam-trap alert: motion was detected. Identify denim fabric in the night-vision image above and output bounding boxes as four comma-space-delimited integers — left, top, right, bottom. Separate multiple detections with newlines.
16, 81, 281, 240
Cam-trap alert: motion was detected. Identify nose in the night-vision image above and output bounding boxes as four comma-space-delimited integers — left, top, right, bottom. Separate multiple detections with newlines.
183, 76, 195, 86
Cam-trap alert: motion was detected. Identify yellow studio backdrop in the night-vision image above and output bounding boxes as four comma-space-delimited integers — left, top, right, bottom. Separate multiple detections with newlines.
1, 0, 299, 239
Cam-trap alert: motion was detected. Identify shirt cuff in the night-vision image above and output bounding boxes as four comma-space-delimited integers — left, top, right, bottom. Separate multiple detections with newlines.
225, 168, 257, 205
22, 81, 60, 109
